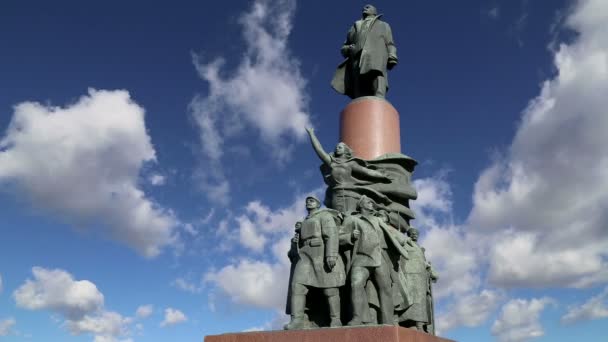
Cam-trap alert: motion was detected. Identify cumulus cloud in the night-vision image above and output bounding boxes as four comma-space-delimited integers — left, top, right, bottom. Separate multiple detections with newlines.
66, 311, 132, 340
0, 318, 16, 336
468, 0, 608, 288
135, 305, 154, 319
236, 197, 307, 253
205, 259, 289, 310
437, 290, 503, 334
160, 308, 187, 327
492, 298, 554, 342
14, 267, 133, 341
14, 267, 104, 319
0, 89, 178, 257
561, 287, 608, 324
190, 0, 311, 203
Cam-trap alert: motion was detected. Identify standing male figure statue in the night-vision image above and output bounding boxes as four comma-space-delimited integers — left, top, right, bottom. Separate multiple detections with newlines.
285, 196, 346, 329
401, 227, 438, 333
331, 4, 398, 99
340, 195, 409, 325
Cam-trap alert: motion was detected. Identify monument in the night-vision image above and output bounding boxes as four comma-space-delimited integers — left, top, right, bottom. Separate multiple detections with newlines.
205, 4, 454, 342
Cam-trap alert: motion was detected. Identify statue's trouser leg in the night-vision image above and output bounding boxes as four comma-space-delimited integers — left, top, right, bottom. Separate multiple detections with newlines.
324, 287, 342, 327
291, 283, 308, 317
373, 262, 393, 325
349, 266, 370, 325
373, 75, 387, 98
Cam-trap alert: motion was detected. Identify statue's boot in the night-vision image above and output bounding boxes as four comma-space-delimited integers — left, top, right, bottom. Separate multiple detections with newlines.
416, 322, 425, 332
348, 283, 367, 326
327, 294, 342, 327
284, 295, 309, 330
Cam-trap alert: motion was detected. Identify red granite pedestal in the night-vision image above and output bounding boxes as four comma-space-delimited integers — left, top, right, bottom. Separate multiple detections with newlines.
339, 96, 401, 160
204, 326, 455, 342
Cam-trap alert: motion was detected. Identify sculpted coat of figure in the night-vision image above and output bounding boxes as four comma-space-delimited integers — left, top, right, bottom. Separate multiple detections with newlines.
339, 195, 409, 325
331, 4, 398, 99
400, 227, 438, 333
285, 197, 346, 330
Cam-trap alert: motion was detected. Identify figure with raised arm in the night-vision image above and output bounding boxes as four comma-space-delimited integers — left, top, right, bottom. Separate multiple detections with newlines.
306, 127, 391, 214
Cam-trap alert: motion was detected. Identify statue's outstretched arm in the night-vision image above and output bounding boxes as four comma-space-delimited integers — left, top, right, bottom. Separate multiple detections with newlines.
351, 162, 391, 182
306, 127, 331, 166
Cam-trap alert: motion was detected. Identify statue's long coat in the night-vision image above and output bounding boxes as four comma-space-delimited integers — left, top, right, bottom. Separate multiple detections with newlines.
400, 242, 431, 323
331, 15, 397, 98
291, 209, 346, 289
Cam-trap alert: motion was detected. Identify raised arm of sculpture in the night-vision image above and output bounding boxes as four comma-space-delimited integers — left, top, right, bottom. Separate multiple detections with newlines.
306, 127, 331, 166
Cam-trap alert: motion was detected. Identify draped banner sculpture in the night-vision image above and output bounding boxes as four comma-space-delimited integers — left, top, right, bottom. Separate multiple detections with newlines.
284, 4, 439, 335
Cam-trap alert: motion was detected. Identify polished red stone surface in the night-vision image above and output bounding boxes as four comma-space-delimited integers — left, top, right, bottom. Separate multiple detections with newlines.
204, 325, 455, 342
339, 97, 401, 160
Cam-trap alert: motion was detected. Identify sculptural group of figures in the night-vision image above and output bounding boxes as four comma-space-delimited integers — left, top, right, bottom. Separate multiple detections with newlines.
284, 129, 438, 334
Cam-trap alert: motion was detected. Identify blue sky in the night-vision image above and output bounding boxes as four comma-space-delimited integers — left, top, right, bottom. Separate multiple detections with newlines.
1, 0, 607, 341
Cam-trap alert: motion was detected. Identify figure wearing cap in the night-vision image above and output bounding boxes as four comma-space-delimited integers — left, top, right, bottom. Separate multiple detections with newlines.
340, 195, 410, 325
285, 196, 346, 329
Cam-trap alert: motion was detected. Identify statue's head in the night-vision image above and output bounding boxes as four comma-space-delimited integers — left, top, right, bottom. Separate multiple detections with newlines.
334, 142, 353, 158
407, 227, 419, 241
294, 221, 302, 230
305, 196, 321, 210
362, 4, 378, 18
357, 195, 376, 212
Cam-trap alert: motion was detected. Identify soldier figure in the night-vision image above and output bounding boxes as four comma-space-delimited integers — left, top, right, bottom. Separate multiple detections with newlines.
340, 195, 409, 325
285, 196, 346, 329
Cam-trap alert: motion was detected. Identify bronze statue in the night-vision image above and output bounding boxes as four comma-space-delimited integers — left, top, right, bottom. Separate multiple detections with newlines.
399, 227, 438, 333
285, 197, 346, 329
331, 4, 398, 99
339, 195, 409, 325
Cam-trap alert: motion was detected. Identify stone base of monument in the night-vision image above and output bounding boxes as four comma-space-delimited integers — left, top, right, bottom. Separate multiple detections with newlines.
204, 326, 455, 342
339, 96, 401, 160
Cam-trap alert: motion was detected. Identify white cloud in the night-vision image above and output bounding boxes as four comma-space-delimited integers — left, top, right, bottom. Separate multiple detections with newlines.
190, 0, 311, 203
172, 278, 201, 294
66, 311, 132, 341
468, 0, 608, 288
14, 267, 132, 341
0, 318, 16, 336
205, 259, 289, 310
561, 287, 608, 324
14, 267, 104, 319
411, 176, 480, 299
148, 173, 166, 186
492, 298, 554, 342
437, 290, 503, 333
0, 88, 178, 258
160, 308, 187, 327
135, 305, 154, 319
